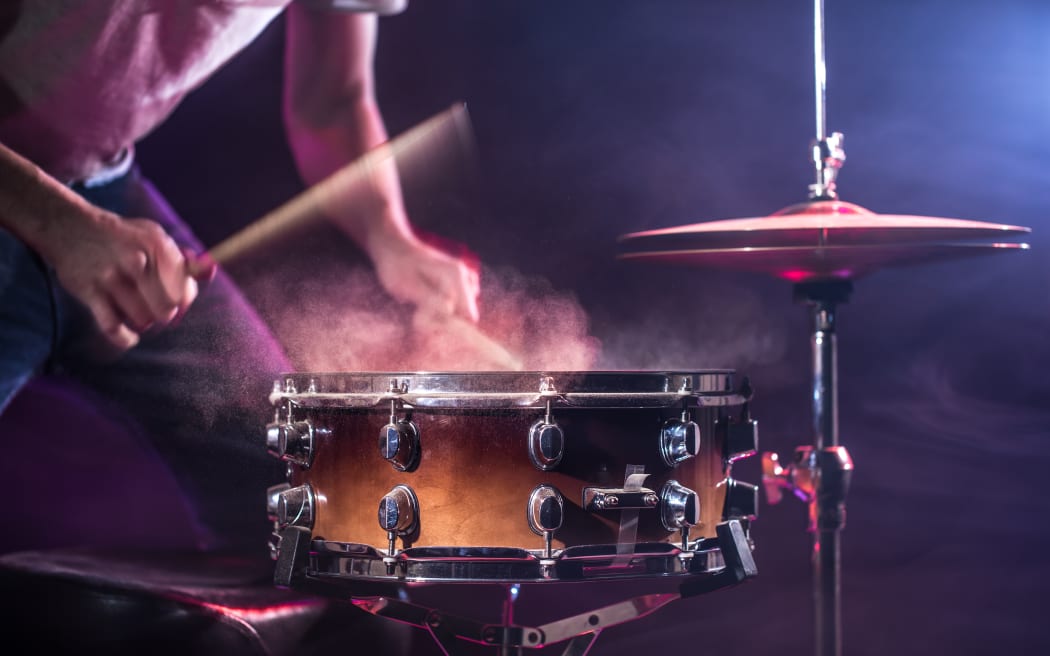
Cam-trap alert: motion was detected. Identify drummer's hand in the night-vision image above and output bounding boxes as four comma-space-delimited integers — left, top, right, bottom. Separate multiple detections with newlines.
49, 210, 216, 353
370, 229, 480, 323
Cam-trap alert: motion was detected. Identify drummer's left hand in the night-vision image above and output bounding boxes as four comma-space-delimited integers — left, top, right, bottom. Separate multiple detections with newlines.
369, 226, 481, 323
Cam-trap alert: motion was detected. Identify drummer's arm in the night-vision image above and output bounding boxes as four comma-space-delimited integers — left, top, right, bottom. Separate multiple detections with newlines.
282, 7, 407, 252
282, 5, 480, 322
0, 141, 211, 353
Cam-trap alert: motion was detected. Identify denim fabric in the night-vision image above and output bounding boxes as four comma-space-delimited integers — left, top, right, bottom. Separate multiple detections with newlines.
0, 233, 56, 412
1, 167, 291, 552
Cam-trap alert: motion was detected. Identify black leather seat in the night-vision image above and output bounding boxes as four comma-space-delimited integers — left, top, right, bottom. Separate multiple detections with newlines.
0, 548, 414, 655
0, 380, 416, 655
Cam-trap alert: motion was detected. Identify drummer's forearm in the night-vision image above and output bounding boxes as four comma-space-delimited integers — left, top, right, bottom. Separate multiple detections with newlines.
282, 6, 412, 253
285, 103, 416, 256
0, 140, 107, 264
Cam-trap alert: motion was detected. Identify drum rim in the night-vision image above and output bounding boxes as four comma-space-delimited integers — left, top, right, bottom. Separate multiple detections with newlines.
270, 370, 747, 409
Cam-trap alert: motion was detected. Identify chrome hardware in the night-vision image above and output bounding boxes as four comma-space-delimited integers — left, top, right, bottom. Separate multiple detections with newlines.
265, 420, 316, 468
762, 448, 815, 505
583, 486, 659, 512
528, 399, 564, 471
379, 399, 420, 472
273, 484, 315, 529
528, 420, 564, 469
378, 484, 419, 556
380, 420, 420, 471
388, 378, 409, 394
723, 478, 759, 520
527, 484, 564, 559
266, 483, 291, 560
762, 446, 852, 530
659, 480, 700, 531
660, 414, 701, 466
266, 483, 291, 520
816, 446, 854, 531
809, 131, 846, 200
538, 375, 557, 395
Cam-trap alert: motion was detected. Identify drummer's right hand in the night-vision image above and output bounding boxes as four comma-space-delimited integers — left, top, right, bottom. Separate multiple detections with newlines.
50, 211, 214, 353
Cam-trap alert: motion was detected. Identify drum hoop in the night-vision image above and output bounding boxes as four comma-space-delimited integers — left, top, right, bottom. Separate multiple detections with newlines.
308, 538, 729, 584
271, 371, 746, 409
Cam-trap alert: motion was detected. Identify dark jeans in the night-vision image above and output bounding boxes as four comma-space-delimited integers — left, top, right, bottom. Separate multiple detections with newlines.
0, 166, 290, 553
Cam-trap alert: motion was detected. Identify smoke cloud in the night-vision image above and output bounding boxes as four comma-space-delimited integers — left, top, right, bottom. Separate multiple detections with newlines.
245, 261, 601, 373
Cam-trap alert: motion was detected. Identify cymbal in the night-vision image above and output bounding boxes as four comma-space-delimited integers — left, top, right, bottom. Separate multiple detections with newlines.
618, 200, 1031, 282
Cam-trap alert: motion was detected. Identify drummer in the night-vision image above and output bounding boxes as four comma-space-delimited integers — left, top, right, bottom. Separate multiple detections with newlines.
0, 1, 480, 553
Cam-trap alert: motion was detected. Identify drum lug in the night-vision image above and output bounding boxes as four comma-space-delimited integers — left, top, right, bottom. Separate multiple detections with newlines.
265, 420, 316, 468
528, 399, 565, 470
266, 483, 291, 560
380, 399, 421, 472
659, 413, 701, 467
527, 484, 564, 560
271, 484, 316, 530
379, 484, 420, 557
659, 480, 701, 531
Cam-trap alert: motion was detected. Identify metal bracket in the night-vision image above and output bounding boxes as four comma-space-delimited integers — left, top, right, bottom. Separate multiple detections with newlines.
582, 486, 659, 512
354, 591, 679, 656
273, 526, 312, 589
679, 520, 758, 599
762, 446, 853, 531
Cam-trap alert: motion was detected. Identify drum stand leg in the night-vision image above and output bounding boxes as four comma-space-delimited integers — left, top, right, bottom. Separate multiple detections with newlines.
498, 584, 523, 656
371, 591, 676, 656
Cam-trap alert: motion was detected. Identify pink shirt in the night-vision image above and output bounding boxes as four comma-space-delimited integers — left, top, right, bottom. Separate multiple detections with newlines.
0, 1, 371, 183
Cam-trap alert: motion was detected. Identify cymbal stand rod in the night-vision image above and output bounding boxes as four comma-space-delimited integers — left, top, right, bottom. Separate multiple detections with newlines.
795, 280, 855, 656
811, 295, 840, 656
813, 0, 828, 143
809, 0, 845, 200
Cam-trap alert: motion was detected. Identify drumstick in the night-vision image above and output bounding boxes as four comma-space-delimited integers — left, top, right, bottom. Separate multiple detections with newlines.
190, 103, 475, 273
412, 309, 526, 371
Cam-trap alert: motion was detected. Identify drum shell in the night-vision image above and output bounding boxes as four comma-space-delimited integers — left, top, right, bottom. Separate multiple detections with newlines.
290, 404, 731, 551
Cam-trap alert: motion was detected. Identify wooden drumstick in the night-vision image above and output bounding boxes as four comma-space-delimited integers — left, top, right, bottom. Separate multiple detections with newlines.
189, 102, 475, 273
412, 308, 526, 371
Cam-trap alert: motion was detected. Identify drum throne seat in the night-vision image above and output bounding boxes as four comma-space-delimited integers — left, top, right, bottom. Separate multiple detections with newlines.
0, 378, 412, 655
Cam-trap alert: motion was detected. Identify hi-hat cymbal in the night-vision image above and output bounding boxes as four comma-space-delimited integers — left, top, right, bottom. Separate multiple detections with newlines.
618, 200, 1031, 282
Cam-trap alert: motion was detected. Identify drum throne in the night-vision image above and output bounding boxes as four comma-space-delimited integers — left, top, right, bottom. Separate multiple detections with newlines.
0, 377, 414, 656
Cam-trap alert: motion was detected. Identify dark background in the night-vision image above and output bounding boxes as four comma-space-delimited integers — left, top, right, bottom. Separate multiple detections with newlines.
116, 1, 1050, 654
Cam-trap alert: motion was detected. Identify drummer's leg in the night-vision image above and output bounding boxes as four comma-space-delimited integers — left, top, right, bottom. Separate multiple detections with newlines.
0, 231, 56, 411
58, 167, 291, 553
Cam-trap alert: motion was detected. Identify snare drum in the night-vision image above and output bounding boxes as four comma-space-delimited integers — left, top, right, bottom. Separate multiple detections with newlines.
265, 371, 759, 647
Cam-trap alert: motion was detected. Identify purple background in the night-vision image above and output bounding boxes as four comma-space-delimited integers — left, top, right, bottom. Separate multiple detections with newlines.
10, 2, 1049, 655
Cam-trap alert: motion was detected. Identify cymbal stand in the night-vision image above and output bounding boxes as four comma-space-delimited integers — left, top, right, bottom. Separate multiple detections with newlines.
762, 4, 855, 656
762, 280, 855, 656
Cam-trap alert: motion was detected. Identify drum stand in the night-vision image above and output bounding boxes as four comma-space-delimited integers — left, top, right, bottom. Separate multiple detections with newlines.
356, 587, 678, 656
279, 520, 757, 656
